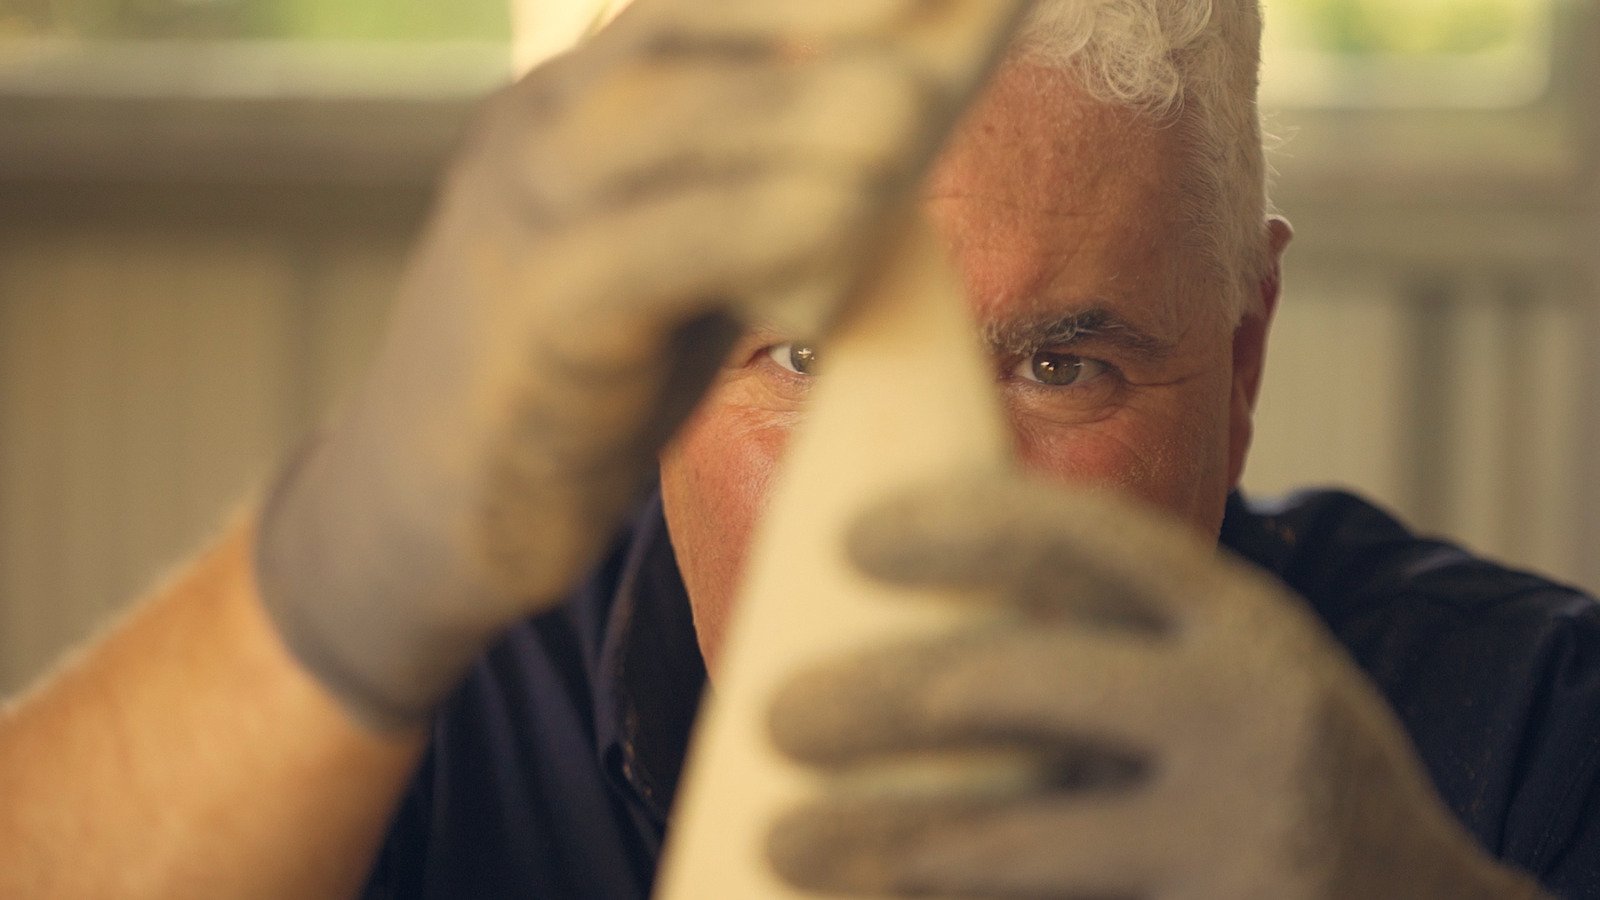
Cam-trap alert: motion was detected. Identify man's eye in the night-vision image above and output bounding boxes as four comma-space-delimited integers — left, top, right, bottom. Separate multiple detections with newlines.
765, 342, 818, 376
1012, 351, 1109, 387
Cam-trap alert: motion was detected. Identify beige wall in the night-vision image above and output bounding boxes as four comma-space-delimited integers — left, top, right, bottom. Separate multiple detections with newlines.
1247, 252, 1599, 589
0, 183, 420, 692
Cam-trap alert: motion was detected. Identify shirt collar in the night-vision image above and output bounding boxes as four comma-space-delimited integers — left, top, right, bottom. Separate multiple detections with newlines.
591, 491, 707, 826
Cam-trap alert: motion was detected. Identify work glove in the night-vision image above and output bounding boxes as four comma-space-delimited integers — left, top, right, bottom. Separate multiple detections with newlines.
766, 474, 1551, 899
253, 0, 1029, 729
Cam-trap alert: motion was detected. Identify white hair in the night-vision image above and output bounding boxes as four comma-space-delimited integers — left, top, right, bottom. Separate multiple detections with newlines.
1012, 0, 1271, 322
509, 0, 1270, 321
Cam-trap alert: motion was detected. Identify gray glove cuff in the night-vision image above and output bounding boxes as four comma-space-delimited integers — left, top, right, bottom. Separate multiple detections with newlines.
254, 434, 497, 731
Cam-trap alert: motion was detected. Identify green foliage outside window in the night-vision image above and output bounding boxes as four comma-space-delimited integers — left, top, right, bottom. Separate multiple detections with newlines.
0, 0, 510, 41
0, 0, 1544, 60
1276, 0, 1545, 57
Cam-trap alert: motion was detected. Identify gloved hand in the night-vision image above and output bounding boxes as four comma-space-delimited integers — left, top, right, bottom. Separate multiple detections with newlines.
254, 0, 1029, 728
765, 474, 1551, 899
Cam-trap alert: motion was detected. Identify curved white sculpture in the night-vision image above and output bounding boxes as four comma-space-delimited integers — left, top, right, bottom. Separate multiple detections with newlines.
505, 3, 1017, 894
656, 217, 1010, 897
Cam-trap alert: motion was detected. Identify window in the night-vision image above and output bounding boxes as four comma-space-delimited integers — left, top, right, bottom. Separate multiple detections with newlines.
0, 0, 511, 99
1263, 0, 1555, 107
1, 0, 508, 42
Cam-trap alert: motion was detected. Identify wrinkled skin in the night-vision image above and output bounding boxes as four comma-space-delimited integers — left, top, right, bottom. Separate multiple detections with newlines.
661, 63, 1275, 674
658, 64, 1546, 897
253, 0, 1029, 727
762, 475, 1546, 899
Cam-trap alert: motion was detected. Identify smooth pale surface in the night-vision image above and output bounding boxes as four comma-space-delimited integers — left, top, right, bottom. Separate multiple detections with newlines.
655, 219, 1010, 897
509, 0, 636, 75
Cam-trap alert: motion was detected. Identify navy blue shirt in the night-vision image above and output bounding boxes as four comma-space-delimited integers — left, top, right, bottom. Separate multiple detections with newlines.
364, 490, 1600, 898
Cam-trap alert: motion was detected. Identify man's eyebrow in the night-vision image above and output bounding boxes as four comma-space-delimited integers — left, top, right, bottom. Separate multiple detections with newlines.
980, 307, 1176, 361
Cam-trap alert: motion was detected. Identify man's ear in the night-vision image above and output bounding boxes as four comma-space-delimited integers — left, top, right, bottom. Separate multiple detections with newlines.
1227, 216, 1293, 489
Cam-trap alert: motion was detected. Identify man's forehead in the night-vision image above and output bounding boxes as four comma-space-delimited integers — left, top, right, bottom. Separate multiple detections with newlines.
918, 63, 1202, 347
924, 190, 1191, 348
923, 63, 1172, 203
975, 292, 1183, 358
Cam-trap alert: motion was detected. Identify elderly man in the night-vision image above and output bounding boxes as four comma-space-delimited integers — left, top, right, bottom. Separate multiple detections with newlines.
1, 0, 1595, 897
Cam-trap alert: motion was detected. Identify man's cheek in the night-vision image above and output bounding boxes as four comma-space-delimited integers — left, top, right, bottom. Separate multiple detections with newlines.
672, 390, 796, 511
661, 398, 797, 668
668, 365, 787, 488
1009, 411, 1227, 530
1012, 420, 1150, 490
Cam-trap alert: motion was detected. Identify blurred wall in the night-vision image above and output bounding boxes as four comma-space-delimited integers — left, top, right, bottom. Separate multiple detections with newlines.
0, 83, 474, 694
2, 19, 1599, 697
1242, 10, 1600, 592
0, 180, 420, 691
